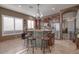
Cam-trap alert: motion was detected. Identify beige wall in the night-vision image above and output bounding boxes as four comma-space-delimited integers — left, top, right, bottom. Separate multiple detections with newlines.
0, 7, 34, 41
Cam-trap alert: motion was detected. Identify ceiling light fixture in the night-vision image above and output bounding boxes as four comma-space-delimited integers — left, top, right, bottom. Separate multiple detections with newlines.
18, 5, 22, 7
52, 8, 55, 10
35, 4, 43, 19
29, 6, 33, 8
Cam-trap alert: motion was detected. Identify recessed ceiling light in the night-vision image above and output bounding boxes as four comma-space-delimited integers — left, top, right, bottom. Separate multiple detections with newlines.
52, 8, 55, 10
18, 5, 22, 7
29, 6, 33, 8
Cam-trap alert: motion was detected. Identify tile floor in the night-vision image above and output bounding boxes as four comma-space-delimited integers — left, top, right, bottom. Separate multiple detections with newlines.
21, 40, 78, 54
0, 38, 24, 54
0, 38, 79, 54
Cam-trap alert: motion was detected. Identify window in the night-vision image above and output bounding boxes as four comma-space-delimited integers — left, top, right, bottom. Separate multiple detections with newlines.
2, 15, 23, 36
27, 20, 34, 29
15, 18, 23, 31
2, 15, 14, 31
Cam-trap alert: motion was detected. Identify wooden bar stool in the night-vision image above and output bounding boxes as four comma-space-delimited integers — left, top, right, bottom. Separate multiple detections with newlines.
31, 38, 36, 53
26, 36, 30, 51
41, 37, 49, 54
47, 33, 55, 53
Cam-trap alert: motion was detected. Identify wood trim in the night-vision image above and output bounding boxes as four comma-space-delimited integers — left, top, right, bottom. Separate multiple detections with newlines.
61, 5, 79, 14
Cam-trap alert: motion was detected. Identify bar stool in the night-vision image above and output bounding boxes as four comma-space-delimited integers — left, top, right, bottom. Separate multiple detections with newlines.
41, 37, 49, 54
28, 37, 36, 54
31, 38, 36, 53
21, 33, 27, 49
47, 33, 55, 53
26, 36, 30, 51
24, 33, 36, 53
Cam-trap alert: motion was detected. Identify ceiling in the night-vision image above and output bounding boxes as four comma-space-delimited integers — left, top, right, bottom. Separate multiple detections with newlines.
0, 4, 77, 17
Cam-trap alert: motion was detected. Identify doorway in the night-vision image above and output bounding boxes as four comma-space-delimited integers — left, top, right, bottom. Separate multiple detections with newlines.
50, 22, 60, 40
62, 12, 76, 40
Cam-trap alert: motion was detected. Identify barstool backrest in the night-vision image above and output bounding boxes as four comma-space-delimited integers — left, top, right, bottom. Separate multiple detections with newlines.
21, 33, 26, 39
